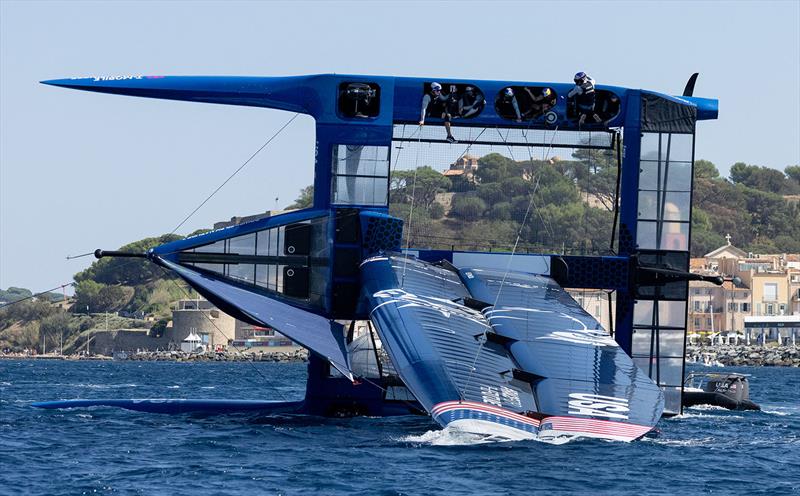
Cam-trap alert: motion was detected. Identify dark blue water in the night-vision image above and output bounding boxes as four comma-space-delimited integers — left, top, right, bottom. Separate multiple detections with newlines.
1, 360, 798, 495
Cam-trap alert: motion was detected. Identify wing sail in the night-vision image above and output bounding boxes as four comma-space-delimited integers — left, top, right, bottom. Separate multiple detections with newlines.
460, 267, 664, 432
361, 255, 663, 442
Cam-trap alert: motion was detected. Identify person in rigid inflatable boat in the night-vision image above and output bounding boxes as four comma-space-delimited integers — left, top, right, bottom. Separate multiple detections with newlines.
568, 71, 601, 125
419, 82, 457, 143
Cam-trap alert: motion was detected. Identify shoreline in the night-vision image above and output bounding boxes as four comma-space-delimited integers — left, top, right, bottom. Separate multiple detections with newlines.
0, 348, 309, 363
3, 345, 797, 366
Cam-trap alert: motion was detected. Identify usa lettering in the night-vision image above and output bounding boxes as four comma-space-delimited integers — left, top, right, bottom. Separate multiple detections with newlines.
567, 393, 629, 419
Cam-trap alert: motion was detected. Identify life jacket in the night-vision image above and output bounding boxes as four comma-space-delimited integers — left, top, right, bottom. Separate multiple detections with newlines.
426, 92, 446, 115
575, 78, 596, 110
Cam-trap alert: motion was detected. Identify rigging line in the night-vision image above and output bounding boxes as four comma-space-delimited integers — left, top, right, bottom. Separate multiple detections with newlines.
164, 273, 292, 402
495, 126, 517, 162
66, 252, 95, 260
529, 127, 561, 254
512, 123, 558, 264
400, 126, 423, 288
451, 127, 487, 165
459, 174, 543, 401
458, 125, 563, 399
170, 113, 299, 235
0, 283, 74, 310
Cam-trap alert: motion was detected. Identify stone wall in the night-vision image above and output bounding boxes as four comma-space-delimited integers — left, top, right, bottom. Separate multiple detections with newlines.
687, 344, 799, 367
89, 329, 174, 355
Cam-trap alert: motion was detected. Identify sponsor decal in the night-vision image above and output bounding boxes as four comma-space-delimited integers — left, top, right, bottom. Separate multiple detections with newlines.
568, 393, 629, 420
92, 75, 143, 82
480, 385, 522, 408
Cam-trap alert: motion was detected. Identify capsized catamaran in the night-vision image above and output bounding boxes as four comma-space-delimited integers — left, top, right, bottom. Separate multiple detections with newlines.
34, 72, 720, 442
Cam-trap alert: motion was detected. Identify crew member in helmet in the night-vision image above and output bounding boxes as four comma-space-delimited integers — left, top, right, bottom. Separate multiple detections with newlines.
419, 82, 457, 143
568, 72, 600, 125
498, 87, 522, 122
458, 85, 484, 119
523, 87, 556, 119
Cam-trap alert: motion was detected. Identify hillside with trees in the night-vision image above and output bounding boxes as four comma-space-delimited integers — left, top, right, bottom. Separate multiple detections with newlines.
0, 234, 200, 352
287, 155, 799, 256
2, 154, 797, 353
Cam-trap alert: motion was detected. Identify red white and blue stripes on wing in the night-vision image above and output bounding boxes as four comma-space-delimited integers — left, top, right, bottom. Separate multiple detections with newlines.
431, 401, 653, 442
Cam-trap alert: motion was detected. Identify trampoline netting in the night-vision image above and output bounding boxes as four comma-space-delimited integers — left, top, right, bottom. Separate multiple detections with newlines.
389, 124, 621, 255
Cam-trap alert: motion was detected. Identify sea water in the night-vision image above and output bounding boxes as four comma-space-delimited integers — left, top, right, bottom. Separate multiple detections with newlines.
1, 360, 798, 495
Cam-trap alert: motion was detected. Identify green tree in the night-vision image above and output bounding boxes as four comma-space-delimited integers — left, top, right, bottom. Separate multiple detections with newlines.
428, 202, 445, 220
450, 195, 487, 221
786, 165, 800, 185
286, 185, 314, 210
73, 280, 130, 313
74, 234, 183, 287
475, 153, 516, 184
0, 287, 33, 303
694, 159, 720, 179
390, 166, 449, 209
730, 162, 800, 194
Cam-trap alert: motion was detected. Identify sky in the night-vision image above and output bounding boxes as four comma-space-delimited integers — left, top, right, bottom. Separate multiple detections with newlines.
1, 0, 799, 294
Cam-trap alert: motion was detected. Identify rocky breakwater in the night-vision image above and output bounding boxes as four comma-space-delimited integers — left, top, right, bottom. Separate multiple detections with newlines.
687, 344, 799, 367
128, 348, 309, 363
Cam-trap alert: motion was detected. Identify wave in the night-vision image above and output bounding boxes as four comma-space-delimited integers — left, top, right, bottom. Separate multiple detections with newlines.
642, 436, 715, 447
396, 426, 512, 446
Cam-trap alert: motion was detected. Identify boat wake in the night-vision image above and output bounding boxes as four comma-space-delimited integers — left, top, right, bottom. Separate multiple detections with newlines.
397, 426, 516, 446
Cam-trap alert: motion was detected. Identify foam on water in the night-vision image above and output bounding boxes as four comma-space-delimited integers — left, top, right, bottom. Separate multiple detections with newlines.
397, 426, 502, 446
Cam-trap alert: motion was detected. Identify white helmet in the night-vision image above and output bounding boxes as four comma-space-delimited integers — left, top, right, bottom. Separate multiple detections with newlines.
430, 82, 442, 91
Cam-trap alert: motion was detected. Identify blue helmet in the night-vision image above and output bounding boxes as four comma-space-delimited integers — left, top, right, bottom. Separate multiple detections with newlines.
574, 72, 587, 82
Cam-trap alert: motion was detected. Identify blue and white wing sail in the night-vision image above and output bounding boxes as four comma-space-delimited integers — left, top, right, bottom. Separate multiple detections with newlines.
460, 267, 664, 439
361, 255, 663, 442
362, 256, 541, 439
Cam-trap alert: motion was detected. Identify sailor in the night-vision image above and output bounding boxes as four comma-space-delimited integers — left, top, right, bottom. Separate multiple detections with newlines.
458, 85, 484, 118
568, 72, 600, 125
499, 87, 522, 122
523, 87, 556, 118
596, 92, 621, 125
445, 84, 463, 125
419, 82, 457, 143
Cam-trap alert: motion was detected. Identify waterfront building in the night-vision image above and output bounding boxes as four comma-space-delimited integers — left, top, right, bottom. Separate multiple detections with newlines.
170, 299, 235, 351
689, 236, 799, 344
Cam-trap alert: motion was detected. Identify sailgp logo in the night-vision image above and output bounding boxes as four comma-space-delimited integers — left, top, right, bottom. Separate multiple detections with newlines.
92, 75, 143, 82
567, 393, 630, 420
